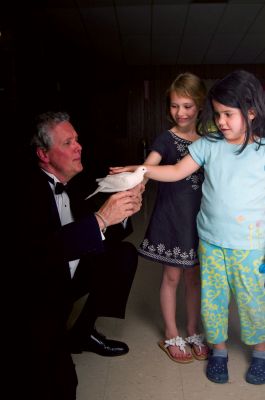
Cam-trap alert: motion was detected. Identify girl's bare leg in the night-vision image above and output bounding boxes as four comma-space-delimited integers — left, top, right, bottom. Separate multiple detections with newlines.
160, 265, 191, 360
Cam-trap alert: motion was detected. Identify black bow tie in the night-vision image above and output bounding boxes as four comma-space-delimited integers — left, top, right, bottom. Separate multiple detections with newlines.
54, 182, 69, 195
45, 174, 68, 194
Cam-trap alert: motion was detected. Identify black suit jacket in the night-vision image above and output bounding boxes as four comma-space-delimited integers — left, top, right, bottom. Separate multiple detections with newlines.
21, 168, 103, 316
18, 166, 133, 317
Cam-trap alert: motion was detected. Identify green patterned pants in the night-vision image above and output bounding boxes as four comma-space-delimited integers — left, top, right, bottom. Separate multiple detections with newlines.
198, 239, 265, 345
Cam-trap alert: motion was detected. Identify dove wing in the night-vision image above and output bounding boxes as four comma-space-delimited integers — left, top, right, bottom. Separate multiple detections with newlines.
98, 173, 131, 191
85, 171, 138, 199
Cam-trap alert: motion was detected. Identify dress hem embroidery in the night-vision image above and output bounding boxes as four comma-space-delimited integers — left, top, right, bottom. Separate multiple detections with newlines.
138, 248, 198, 267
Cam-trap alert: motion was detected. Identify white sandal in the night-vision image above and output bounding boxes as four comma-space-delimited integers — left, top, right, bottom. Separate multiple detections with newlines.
158, 336, 193, 364
185, 333, 209, 360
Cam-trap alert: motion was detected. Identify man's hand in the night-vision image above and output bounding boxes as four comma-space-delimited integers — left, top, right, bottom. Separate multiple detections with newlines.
128, 182, 145, 198
97, 187, 143, 228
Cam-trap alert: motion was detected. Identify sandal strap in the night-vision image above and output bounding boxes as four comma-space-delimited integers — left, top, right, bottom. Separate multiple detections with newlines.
164, 336, 186, 353
185, 334, 205, 351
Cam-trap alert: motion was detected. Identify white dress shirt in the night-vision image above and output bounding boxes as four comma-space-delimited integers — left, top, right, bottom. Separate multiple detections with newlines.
44, 171, 80, 278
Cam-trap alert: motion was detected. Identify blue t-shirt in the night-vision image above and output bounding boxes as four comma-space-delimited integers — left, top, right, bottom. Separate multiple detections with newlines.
188, 137, 265, 250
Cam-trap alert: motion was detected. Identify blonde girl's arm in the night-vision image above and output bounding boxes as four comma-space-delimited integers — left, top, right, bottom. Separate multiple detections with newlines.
145, 154, 200, 182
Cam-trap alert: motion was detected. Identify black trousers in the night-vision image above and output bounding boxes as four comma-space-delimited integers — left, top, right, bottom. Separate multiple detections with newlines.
69, 241, 138, 343
22, 313, 78, 400
23, 241, 137, 399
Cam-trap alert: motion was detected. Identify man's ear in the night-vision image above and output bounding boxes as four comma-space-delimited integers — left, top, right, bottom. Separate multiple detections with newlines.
248, 108, 256, 121
36, 147, 49, 162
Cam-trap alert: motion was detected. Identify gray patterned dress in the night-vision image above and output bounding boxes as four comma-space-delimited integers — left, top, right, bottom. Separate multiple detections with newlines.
138, 130, 203, 268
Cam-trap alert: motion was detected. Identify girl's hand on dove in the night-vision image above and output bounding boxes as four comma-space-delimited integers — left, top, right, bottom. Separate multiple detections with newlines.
109, 165, 139, 174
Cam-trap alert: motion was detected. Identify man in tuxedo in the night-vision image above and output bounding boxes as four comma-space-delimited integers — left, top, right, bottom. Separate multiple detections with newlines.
18, 111, 143, 399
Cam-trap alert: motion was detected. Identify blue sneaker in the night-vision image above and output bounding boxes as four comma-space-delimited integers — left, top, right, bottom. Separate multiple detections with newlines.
206, 353, 228, 383
246, 357, 265, 385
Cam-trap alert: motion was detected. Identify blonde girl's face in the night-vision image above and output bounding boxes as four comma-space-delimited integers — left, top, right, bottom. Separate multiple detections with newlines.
169, 92, 199, 131
212, 100, 255, 145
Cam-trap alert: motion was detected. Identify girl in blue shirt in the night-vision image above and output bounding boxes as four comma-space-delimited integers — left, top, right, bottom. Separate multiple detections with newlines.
110, 70, 265, 385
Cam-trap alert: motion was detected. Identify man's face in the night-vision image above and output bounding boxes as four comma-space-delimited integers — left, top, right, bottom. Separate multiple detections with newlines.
45, 121, 83, 182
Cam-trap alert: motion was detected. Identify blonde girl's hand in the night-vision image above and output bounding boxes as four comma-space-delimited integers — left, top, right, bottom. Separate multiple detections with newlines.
109, 165, 139, 174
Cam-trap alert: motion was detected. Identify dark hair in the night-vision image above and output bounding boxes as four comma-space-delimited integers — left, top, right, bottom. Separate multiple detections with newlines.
200, 70, 265, 153
31, 111, 70, 150
166, 72, 207, 125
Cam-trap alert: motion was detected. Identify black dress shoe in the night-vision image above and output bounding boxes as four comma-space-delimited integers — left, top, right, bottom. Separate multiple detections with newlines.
71, 329, 129, 356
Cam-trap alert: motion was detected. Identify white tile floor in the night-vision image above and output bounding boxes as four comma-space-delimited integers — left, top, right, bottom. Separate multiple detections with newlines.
73, 184, 264, 400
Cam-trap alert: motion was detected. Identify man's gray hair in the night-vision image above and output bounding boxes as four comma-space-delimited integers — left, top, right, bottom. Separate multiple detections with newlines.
31, 111, 70, 150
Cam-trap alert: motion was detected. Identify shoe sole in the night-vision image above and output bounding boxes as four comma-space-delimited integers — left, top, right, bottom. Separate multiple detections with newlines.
246, 376, 265, 385
190, 346, 208, 361
158, 341, 194, 364
83, 347, 129, 357
206, 373, 228, 384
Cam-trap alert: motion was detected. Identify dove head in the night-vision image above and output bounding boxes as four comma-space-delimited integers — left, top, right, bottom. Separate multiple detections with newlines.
136, 166, 147, 175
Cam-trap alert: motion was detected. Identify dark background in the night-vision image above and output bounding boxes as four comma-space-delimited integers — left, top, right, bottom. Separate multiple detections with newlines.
1, 1, 264, 174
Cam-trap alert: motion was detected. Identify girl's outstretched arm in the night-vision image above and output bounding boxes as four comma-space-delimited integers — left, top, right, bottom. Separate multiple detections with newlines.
110, 165, 139, 173
142, 150, 162, 184
145, 154, 200, 182
110, 151, 161, 176
110, 154, 200, 182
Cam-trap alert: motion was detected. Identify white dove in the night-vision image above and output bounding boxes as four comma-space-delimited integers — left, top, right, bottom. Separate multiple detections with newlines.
85, 166, 147, 200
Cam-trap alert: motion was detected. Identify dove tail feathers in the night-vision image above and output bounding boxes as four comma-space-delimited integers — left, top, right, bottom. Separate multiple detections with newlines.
85, 187, 101, 200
